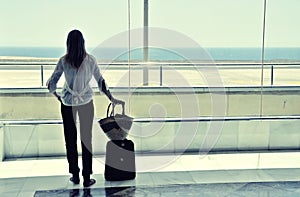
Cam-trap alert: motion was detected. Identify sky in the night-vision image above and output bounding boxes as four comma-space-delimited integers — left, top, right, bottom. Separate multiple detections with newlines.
0, 0, 300, 48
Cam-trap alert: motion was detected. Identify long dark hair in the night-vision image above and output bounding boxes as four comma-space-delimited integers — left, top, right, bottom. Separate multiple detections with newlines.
65, 30, 87, 68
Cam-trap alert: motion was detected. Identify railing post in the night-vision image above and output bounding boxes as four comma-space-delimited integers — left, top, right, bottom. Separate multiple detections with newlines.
41, 65, 44, 87
143, 0, 149, 86
160, 64, 163, 86
271, 65, 274, 86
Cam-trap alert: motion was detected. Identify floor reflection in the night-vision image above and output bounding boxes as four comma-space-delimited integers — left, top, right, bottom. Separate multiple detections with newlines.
69, 188, 94, 197
69, 189, 79, 197
105, 187, 136, 197
34, 186, 136, 197
34, 182, 300, 196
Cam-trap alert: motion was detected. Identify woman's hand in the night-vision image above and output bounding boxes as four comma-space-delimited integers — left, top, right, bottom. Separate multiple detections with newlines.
57, 95, 62, 103
53, 91, 62, 103
111, 97, 124, 105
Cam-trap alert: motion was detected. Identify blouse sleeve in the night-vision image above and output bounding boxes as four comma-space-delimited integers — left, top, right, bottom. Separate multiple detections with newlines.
46, 58, 63, 93
92, 57, 108, 93
93, 60, 104, 91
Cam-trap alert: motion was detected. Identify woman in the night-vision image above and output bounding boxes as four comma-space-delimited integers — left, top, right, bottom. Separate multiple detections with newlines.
47, 30, 120, 187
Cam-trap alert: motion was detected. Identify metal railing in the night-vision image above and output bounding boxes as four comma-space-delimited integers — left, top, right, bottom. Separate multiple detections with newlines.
1, 62, 300, 88
2, 115, 300, 126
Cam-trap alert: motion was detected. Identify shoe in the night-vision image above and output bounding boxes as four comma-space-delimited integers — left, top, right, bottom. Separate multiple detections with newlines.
70, 176, 80, 184
83, 179, 96, 187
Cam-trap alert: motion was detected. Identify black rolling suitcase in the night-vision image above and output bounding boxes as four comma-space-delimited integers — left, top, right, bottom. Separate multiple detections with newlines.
104, 139, 136, 181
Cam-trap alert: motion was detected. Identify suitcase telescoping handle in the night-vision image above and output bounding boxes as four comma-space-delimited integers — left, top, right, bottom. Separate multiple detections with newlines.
106, 101, 125, 117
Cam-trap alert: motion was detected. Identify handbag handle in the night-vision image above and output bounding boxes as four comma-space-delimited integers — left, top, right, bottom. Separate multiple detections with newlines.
106, 102, 125, 117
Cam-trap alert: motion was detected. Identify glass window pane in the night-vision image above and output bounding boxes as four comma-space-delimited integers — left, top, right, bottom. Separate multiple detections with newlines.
146, 0, 264, 118
265, 0, 300, 86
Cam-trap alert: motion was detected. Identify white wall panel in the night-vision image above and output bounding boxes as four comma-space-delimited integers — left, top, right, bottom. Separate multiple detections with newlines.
238, 121, 270, 150
140, 122, 175, 153
4, 125, 38, 158
37, 124, 65, 156
0, 125, 4, 161
2, 119, 300, 159
214, 121, 239, 151
269, 120, 300, 150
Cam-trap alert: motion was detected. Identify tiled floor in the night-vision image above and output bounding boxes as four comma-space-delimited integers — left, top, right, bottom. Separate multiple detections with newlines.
1, 152, 300, 196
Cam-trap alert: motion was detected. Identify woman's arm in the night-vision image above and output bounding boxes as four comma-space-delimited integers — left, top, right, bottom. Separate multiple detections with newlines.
93, 60, 122, 104
101, 80, 113, 100
47, 58, 63, 93
100, 80, 123, 104
46, 58, 63, 102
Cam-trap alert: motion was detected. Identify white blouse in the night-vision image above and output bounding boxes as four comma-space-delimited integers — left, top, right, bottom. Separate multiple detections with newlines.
47, 54, 107, 106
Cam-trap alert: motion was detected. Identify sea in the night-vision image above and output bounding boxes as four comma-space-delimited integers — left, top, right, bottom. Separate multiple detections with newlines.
0, 47, 300, 62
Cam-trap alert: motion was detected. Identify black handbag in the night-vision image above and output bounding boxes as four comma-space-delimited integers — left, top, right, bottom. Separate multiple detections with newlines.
98, 102, 133, 140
